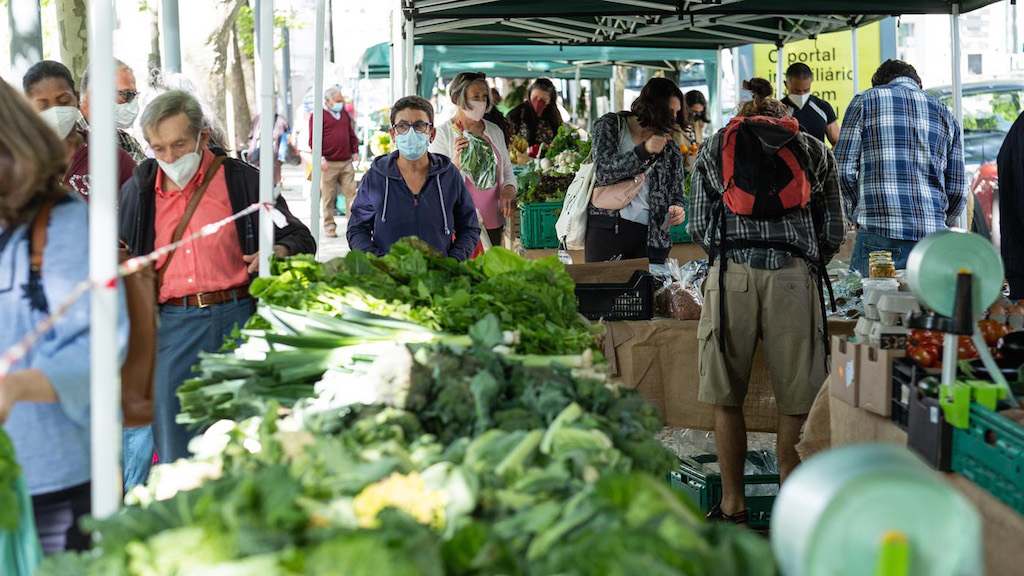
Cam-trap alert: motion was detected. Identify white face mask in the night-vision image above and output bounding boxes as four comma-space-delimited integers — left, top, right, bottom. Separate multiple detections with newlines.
157, 132, 203, 188
116, 98, 140, 129
788, 93, 811, 110
39, 106, 81, 139
465, 100, 486, 122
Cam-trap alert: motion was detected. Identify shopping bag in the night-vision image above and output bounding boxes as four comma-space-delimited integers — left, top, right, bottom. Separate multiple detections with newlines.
554, 155, 596, 251
0, 477, 43, 576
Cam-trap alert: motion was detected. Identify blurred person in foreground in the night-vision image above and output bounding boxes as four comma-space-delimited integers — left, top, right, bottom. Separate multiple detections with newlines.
689, 78, 844, 526
348, 96, 479, 260
0, 77, 128, 554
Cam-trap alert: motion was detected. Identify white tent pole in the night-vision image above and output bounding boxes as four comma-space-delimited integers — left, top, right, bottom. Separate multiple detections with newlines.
952, 3, 967, 229
87, 0, 121, 518
310, 0, 326, 256
391, 1, 405, 100
851, 25, 860, 94
732, 46, 740, 111
776, 43, 785, 99
574, 64, 582, 123
716, 46, 725, 130
404, 17, 416, 96
258, 0, 274, 277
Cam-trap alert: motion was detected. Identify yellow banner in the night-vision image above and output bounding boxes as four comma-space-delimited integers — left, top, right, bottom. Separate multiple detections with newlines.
753, 23, 882, 124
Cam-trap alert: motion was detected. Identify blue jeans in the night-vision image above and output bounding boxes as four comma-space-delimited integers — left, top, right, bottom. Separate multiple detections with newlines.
154, 297, 253, 462
122, 426, 153, 492
850, 230, 919, 277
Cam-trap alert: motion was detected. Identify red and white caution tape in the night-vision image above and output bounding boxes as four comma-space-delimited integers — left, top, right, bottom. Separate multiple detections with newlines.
0, 202, 283, 379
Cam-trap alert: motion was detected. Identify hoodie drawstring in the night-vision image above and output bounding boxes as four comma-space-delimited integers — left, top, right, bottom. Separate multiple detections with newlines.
437, 174, 450, 236
382, 178, 390, 223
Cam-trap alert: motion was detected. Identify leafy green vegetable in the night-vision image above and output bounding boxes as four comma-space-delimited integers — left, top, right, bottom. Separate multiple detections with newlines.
453, 125, 497, 190
0, 428, 21, 531
252, 240, 600, 356
545, 125, 592, 165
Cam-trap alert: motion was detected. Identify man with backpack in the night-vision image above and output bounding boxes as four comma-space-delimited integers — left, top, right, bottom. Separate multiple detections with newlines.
688, 78, 845, 526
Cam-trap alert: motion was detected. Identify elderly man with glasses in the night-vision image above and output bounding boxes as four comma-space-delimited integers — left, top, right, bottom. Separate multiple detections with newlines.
80, 59, 148, 164
347, 95, 479, 260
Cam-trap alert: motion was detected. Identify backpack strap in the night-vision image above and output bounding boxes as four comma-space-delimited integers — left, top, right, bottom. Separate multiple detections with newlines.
25, 198, 58, 313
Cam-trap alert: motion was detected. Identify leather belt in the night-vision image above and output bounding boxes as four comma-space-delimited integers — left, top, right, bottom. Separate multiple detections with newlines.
162, 285, 250, 308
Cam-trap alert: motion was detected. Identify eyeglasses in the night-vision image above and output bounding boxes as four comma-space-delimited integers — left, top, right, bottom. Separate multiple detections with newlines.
117, 89, 139, 103
393, 121, 432, 134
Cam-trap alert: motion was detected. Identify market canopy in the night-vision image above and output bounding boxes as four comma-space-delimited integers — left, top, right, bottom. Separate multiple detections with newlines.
361, 42, 719, 98
402, 0, 1002, 48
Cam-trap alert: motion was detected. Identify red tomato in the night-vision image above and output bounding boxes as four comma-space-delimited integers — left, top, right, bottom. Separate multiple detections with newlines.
911, 346, 936, 368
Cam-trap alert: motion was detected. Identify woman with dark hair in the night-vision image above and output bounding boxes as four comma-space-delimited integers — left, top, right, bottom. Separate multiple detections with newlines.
22, 60, 136, 198
505, 78, 564, 148
585, 77, 687, 264
0, 77, 128, 554
685, 90, 709, 144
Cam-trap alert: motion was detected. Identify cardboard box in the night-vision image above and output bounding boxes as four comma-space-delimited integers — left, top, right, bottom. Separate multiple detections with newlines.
829, 336, 860, 407
566, 258, 650, 284
859, 345, 906, 417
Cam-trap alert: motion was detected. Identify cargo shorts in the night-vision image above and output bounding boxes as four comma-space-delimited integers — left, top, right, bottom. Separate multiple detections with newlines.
696, 259, 826, 415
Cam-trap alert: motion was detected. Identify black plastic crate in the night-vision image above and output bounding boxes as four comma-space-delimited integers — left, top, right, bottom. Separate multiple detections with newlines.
891, 358, 936, 431
907, 390, 953, 471
575, 270, 654, 321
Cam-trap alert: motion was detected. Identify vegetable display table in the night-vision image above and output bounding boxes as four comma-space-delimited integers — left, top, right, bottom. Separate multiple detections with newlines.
602, 317, 856, 433
800, 386, 1024, 576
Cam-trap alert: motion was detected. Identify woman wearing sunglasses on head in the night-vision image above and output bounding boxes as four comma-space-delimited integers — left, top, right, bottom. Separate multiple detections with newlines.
429, 72, 517, 248
347, 96, 480, 261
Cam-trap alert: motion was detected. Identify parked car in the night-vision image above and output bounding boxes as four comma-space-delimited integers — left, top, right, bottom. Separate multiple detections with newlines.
927, 80, 1024, 238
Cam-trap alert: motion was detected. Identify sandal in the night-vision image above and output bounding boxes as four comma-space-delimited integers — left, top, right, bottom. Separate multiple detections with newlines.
706, 504, 750, 526
325, 226, 338, 238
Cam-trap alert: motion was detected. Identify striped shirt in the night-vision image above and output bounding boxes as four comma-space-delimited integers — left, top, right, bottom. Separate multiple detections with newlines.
834, 77, 968, 240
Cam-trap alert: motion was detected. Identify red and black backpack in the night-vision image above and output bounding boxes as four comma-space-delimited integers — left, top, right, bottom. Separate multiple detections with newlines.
704, 115, 834, 361
719, 115, 811, 218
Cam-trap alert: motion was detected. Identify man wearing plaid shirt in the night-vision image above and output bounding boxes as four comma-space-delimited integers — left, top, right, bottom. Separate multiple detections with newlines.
688, 78, 845, 526
834, 60, 968, 276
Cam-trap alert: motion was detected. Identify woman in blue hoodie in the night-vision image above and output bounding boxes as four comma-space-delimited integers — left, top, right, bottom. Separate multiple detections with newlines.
347, 96, 480, 261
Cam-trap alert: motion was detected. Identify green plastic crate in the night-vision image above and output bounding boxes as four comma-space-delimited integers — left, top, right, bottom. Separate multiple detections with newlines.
519, 201, 562, 249
951, 403, 1024, 515
667, 453, 780, 530
669, 209, 691, 243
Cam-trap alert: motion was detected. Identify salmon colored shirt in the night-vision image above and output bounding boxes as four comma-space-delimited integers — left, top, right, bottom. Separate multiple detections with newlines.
154, 149, 250, 302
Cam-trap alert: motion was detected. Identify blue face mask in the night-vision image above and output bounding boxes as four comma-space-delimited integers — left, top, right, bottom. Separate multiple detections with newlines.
331, 102, 344, 113
396, 130, 431, 161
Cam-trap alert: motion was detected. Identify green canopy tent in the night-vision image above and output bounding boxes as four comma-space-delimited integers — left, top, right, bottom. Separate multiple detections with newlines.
394, 1, 1003, 127
359, 42, 719, 102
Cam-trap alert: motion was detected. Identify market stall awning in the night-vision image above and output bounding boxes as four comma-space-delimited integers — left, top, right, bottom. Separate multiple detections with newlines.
402, 0, 1002, 48
360, 42, 719, 98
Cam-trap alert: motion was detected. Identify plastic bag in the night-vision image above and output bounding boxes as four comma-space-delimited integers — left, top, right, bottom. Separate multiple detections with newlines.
455, 127, 497, 190
656, 428, 780, 496
654, 259, 707, 320
0, 477, 43, 576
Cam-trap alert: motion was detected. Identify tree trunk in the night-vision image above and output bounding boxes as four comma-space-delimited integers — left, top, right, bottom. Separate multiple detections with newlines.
229, 27, 252, 153
148, 2, 162, 74
55, 0, 88, 85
